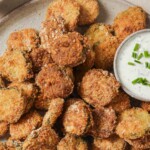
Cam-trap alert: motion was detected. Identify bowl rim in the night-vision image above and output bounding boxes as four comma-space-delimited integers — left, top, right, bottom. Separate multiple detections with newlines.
113, 29, 150, 102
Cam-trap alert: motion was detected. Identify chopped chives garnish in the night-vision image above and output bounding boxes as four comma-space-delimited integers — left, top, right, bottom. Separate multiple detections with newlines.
128, 62, 135, 66
134, 43, 140, 51
137, 53, 143, 60
144, 51, 150, 58
132, 77, 150, 87
134, 60, 142, 64
132, 52, 137, 59
145, 62, 150, 69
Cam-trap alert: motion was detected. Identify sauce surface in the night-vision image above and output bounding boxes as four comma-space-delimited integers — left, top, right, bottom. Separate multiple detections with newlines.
115, 30, 150, 101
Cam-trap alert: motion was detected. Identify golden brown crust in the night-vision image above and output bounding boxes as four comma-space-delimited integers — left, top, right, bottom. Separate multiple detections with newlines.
42, 98, 64, 127
0, 142, 7, 150
46, 0, 80, 31
22, 126, 59, 150
0, 88, 27, 123
0, 50, 33, 82
90, 107, 117, 138
36, 63, 74, 99
51, 32, 87, 67
113, 6, 147, 41
116, 108, 150, 140
78, 69, 120, 108
108, 91, 131, 114
63, 101, 93, 136
0, 122, 9, 137
30, 48, 53, 72
93, 135, 126, 150
141, 102, 150, 112
6, 138, 23, 150
7, 28, 39, 52
57, 134, 88, 150
40, 16, 66, 50
76, 0, 100, 25
10, 111, 42, 140
0, 76, 5, 88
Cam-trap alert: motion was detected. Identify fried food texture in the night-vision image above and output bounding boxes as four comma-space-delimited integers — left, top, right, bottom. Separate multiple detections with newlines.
0, 142, 7, 150
46, 0, 80, 31
36, 63, 74, 99
10, 111, 42, 140
7, 28, 39, 52
93, 135, 126, 150
40, 16, 66, 50
0, 88, 27, 123
75, 0, 100, 25
0, 76, 5, 88
42, 98, 64, 127
108, 91, 131, 114
116, 108, 150, 140
57, 134, 88, 150
0, 50, 33, 82
51, 32, 87, 67
63, 101, 93, 136
0, 122, 9, 137
22, 126, 59, 150
78, 69, 120, 108
141, 102, 150, 112
113, 6, 147, 41
90, 107, 117, 138
6, 138, 23, 150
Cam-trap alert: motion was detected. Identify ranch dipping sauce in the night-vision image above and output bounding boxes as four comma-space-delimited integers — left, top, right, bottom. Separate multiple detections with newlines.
114, 29, 150, 101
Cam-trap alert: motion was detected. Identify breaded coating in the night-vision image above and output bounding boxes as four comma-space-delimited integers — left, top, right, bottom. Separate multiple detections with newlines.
108, 91, 131, 114
90, 107, 117, 138
75, 0, 100, 25
57, 134, 88, 150
0, 76, 5, 88
126, 135, 150, 149
40, 16, 66, 50
46, 0, 80, 31
7, 28, 39, 52
0, 142, 6, 150
6, 138, 23, 150
0, 88, 27, 123
0, 122, 8, 137
9, 82, 38, 113
113, 6, 147, 41
51, 32, 87, 67
22, 126, 59, 150
30, 48, 53, 72
93, 135, 126, 150
0, 50, 33, 82
116, 108, 150, 140
36, 63, 74, 99
10, 111, 42, 140
141, 102, 150, 112
63, 101, 93, 136
78, 69, 120, 108
42, 98, 64, 127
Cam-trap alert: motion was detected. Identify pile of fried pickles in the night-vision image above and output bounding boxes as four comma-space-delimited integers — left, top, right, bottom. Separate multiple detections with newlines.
0, 0, 149, 149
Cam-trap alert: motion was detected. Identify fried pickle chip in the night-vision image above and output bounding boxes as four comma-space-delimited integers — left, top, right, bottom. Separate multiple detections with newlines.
22, 126, 59, 150
40, 16, 66, 50
46, 0, 80, 31
6, 138, 23, 150
7, 28, 39, 52
9, 82, 38, 113
141, 102, 150, 112
0, 50, 33, 82
42, 98, 64, 127
0, 88, 27, 123
63, 101, 93, 136
51, 32, 87, 67
36, 63, 74, 99
0, 76, 5, 88
108, 91, 131, 114
113, 6, 147, 41
0, 142, 6, 150
90, 107, 117, 138
116, 108, 150, 140
126, 135, 150, 150
57, 134, 88, 150
76, 0, 100, 25
0, 122, 8, 137
30, 48, 53, 72
10, 111, 42, 140
93, 135, 126, 150
78, 69, 120, 108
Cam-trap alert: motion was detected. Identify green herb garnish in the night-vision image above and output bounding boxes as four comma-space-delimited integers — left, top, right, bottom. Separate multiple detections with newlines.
137, 53, 143, 60
134, 43, 140, 51
134, 60, 142, 64
132, 53, 137, 59
128, 62, 135, 66
144, 51, 150, 58
132, 77, 150, 86
145, 62, 150, 69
